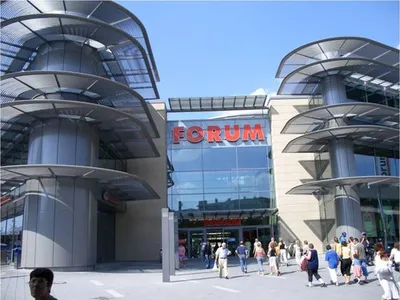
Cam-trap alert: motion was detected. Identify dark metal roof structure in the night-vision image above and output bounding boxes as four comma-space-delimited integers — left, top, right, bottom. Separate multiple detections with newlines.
276, 37, 400, 96
168, 95, 268, 112
1, 100, 159, 159
0, 71, 159, 138
0, 3, 159, 99
277, 58, 399, 95
179, 208, 278, 220
281, 102, 400, 134
1, 164, 160, 201
286, 176, 400, 195
282, 125, 399, 153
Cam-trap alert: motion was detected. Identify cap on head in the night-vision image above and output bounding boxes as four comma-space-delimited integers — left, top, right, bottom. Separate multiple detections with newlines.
362, 232, 366, 236
342, 232, 347, 237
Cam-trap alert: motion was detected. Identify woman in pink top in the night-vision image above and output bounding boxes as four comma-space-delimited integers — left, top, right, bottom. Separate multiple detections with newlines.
178, 244, 188, 267
255, 242, 266, 275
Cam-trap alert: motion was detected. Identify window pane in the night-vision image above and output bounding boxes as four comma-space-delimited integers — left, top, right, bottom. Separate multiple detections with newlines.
235, 169, 271, 192
239, 192, 272, 209
355, 154, 376, 176
237, 146, 268, 168
171, 148, 202, 171
171, 172, 203, 194
204, 171, 237, 193
203, 193, 240, 211
172, 194, 204, 212
202, 148, 236, 170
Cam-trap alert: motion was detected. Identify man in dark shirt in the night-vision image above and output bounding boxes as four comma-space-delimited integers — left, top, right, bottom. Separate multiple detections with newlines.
235, 241, 249, 273
204, 241, 212, 269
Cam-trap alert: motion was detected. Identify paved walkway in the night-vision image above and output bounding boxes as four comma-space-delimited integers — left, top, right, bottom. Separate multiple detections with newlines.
0, 258, 391, 300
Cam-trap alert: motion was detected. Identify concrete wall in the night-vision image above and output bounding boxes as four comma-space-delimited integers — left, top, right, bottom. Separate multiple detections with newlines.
269, 98, 324, 252
115, 102, 167, 261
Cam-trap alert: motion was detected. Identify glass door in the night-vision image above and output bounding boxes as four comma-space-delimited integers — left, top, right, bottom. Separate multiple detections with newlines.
223, 228, 239, 253
242, 227, 257, 256
257, 227, 271, 248
189, 230, 203, 258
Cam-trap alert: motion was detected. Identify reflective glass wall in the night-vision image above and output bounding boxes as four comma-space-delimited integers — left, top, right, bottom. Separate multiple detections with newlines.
167, 118, 275, 213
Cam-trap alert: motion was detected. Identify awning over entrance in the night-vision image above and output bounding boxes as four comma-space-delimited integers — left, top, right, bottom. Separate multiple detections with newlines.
1, 164, 159, 201
286, 176, 400, 195
178, 208, 278, 220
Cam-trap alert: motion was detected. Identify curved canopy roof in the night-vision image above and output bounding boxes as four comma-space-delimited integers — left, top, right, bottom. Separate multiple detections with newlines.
0, 164, 160, 201
276, 37, 399, 78
0, 12, 158, 99
0, 71, 159, 138
277, 57, 399, 95
281, 102, 399, 134
283, 125, 399, 153
286, 176, 399, 195
1, 100, 159, 160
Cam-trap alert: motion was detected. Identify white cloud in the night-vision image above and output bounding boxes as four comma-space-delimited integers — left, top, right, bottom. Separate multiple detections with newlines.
250, 88, 268, 96
397, 43, 400, 50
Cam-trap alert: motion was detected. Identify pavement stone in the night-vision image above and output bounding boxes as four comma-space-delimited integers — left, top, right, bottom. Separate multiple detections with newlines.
0, 257, 389, 300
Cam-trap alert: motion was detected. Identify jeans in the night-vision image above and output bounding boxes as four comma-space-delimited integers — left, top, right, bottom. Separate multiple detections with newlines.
238, 254, 247, 273
205, 254, 210, 268
257, 257, 264, 272
359, 259, 368, 277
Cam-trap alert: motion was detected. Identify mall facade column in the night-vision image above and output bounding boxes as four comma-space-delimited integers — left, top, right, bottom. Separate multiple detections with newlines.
20, 42, 103, 269
321, 75, 363, 239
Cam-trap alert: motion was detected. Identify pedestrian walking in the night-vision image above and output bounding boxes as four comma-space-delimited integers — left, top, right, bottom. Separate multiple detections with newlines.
389, 242, 400, 283
255, 242, 266, 276
353, 238, 368, 283
340, 241, 352, 285
305, 243, 326, 288
325, 245, 340, 286
200, 239, 207, 262
235, 241, 249, 273
278, 238, 289, 267
375, 249, 399, 300
204, 241, 212, 269
215, 242, 231, 279
294, 240, 303, 271
333, 237, 342, 276
268, 242, 280, 276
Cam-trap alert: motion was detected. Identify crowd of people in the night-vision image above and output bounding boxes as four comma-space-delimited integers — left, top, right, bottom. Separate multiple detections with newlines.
178, 232, 400, 299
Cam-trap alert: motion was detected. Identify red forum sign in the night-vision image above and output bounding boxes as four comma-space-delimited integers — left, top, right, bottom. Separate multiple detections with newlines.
204, 218, 241, 227
173, 124, 264, 144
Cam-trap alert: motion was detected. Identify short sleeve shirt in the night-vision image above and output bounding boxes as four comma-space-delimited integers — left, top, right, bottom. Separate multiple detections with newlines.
217, 248, 229, 258
355, 243, 366, 260
236, 245, 247, 255
325, 250, 339, 269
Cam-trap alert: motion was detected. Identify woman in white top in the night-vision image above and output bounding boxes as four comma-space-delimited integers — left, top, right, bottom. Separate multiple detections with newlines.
294, 240, 303, 271
389, 242, 400, 283
375, 243, 399, 300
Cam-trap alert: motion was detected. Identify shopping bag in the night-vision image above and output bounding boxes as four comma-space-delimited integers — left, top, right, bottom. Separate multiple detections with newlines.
300, 256, 308, 271
212, 259, 219, 271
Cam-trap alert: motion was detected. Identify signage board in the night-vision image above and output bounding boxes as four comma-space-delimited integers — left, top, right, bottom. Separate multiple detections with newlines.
204, 218, 241, 227
173, 124, 264, 144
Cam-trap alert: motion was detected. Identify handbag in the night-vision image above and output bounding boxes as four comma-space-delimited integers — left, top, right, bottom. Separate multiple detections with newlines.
300, 256, 308, 271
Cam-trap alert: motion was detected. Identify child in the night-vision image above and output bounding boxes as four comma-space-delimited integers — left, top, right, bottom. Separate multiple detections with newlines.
353, 253, 362, 283
325, 245, 340, 286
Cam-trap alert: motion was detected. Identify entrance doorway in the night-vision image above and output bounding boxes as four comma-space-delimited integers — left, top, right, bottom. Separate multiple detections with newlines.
205, 228, 239, 253
189, 231, 203, 258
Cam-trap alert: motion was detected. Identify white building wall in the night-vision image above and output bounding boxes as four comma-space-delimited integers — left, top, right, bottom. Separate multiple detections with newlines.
269, 98, 324, 252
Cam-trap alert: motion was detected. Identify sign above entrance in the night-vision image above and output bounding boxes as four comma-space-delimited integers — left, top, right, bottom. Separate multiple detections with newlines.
204, 218, 241, 227
173, 124, 265, 144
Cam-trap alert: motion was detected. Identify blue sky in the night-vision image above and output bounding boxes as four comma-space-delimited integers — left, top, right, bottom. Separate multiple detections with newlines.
119, 1, 399, 100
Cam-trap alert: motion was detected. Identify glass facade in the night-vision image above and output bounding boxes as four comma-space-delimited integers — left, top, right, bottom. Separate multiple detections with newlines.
167, 118, 274, 213
167, 116, 276, 256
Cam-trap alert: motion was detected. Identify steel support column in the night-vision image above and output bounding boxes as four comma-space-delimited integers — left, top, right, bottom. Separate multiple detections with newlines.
321, 76, 363, 239
161, 208, 170, 282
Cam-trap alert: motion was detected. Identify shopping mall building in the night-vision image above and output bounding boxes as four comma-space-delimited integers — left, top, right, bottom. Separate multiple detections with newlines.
1, 0, 399, 269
